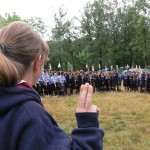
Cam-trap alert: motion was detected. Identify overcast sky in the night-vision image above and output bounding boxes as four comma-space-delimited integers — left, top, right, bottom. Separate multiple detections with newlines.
0, 0, 94, 28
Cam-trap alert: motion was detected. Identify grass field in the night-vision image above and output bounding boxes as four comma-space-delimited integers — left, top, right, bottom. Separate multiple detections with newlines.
43, 92, 150, 150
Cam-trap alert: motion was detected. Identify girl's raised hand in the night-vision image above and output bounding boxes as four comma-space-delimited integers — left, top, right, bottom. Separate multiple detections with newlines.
76, 83, 100, 113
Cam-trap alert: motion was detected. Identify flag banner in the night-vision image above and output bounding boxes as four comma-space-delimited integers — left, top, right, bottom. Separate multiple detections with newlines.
86, 64, 88, 69
99, 64, 101, 69
139, 65, 141, 70
58, 62, 61, 68
49, 63, 51, 70
67, 62, 73, 71
116, 65, 118, 70
92, 65, 94, 71
110, 65, 113, 70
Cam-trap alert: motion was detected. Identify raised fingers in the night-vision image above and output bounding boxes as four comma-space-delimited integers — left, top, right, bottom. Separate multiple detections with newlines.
85, 84, 93, 111
76, 83, 89, 112
76, 83, 99, 113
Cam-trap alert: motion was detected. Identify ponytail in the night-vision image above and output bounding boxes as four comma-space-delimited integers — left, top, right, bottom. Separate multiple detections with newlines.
0, 52, 22, 87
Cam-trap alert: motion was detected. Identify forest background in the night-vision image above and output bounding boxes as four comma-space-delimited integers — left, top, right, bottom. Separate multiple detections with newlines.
0, 0, 150, 71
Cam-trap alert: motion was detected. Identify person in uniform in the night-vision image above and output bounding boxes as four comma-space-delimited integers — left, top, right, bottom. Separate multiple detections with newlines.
34, 73, 44, 96
147, 73, 150, 92
76, 71, 83, 94
43, 69, 50, 96
139, 71, 146, 92
51, 72, 58, 96
69, 72, 75, 95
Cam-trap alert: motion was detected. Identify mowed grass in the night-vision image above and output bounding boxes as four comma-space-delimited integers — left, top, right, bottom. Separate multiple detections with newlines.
43, 92, 150, 150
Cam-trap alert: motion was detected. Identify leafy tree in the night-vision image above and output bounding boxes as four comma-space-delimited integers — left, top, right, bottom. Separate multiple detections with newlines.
0, 12, 21, 28
26, 17, 47, 37
50, 7, 70, 70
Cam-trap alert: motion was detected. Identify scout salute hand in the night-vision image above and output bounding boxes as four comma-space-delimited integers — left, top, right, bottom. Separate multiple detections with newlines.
76, 83, 100, 113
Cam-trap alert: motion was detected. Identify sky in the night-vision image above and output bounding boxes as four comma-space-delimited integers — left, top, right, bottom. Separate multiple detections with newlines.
0, 0, 94, 28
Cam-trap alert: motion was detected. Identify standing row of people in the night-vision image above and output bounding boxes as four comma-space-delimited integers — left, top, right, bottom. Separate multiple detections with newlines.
33, 69, 150, 96
34, 70, 150, 96
122, 71, 150, 92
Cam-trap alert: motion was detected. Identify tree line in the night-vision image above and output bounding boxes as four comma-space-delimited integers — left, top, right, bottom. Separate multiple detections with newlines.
0, 0, 150, 71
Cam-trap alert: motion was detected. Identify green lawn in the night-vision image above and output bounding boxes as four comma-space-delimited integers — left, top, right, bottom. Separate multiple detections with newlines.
43, 92, 150, 150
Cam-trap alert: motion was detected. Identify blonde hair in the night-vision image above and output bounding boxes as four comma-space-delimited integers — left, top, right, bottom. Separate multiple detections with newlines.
0, 21, 49, 87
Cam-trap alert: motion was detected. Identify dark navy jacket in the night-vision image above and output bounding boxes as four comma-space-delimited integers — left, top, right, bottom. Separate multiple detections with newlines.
0, 86, 104, 150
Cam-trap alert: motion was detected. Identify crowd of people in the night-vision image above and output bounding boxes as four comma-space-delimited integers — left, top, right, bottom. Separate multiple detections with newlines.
33, 69, 150, 96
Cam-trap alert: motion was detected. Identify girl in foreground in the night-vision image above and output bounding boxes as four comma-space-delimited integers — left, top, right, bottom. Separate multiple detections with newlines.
0, 21, 104, 150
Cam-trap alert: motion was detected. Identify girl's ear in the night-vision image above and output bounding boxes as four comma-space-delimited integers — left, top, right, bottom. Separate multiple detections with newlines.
33, 55, 42, 71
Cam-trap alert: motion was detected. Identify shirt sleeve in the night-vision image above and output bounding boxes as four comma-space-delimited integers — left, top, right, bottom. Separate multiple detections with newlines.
71, 112, 104, 150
